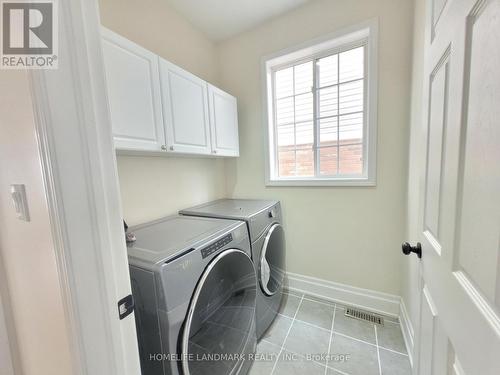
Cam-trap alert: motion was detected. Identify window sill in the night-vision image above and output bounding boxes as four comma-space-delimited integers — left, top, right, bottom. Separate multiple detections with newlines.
265, 177, 376, 187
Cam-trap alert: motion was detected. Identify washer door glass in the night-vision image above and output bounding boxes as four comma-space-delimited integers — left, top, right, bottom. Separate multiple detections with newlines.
259, 224, 286, 296
182, 249, 256, 375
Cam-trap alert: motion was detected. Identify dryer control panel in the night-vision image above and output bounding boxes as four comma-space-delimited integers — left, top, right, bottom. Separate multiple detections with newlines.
201, 233, 233, 259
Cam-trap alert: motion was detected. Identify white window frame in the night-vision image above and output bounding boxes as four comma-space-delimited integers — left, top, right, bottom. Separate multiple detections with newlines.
262, 19, 378, 187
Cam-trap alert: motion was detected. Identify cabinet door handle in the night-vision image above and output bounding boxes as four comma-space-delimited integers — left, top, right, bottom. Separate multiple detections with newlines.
170, 146, 174, 151
161, 145, 167, 151
212, 150, 217, 154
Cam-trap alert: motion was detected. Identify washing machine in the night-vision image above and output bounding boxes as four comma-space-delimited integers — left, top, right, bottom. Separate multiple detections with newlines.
127, 215, 257, 375
180, 199, 285, 339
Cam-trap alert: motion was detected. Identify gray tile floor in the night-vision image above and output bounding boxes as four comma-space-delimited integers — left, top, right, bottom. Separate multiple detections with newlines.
249, 291, 411, 375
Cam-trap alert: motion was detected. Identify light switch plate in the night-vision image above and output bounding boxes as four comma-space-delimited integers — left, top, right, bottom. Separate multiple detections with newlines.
10, 184, 30, 222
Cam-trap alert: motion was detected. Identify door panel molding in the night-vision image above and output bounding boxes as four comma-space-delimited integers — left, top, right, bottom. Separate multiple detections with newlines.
452, 357, 466, 375
418, 285, 437, 375
423, 44, 451, 251
453, 0, 500, 306
454, 271, 500, 336
431, 0, 449, 40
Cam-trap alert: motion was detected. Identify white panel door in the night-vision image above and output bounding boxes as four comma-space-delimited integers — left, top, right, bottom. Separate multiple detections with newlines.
159, 59, 211, 155
413, 0, 500, 374
101, 28, 165, 151
208, 84, 239, 157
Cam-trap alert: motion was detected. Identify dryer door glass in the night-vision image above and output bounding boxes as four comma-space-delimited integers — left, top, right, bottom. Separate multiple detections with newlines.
259, 224, 286, 296
182, 249, 257, 375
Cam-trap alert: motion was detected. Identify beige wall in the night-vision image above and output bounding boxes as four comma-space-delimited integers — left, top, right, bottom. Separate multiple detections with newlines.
116, 156, 226, 225
0, 281, 15, 375
99, 0, 415, 296
0, 71, 73, 375
217, 0, 414, 295
99, 0, 218, 83
99, 0, 227, 225
403, 0, 426, 328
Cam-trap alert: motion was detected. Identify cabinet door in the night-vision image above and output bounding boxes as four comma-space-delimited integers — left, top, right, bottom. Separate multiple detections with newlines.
101, 28, 165, 152
159, 59, 211, 155
208, 85, 239, 157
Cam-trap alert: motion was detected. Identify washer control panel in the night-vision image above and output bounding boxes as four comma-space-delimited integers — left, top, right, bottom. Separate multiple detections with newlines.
201, 233, 233, 259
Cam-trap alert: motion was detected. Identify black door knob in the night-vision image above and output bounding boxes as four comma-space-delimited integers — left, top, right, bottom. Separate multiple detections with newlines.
402, 242, 422, 258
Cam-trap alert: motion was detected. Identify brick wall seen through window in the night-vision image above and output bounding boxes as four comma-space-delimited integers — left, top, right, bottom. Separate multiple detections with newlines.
273, 45, 366, 178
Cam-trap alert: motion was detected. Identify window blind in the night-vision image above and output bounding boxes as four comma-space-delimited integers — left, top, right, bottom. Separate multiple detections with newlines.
273, 45, 366, 178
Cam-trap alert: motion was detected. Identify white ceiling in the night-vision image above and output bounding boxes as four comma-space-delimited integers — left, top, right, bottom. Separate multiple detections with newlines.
165, 0, 310, 41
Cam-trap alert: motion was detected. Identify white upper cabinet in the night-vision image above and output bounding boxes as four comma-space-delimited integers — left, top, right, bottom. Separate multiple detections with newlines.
159, 59, 212, 155
101, 28, 165, 152
208, 85, 239, 157
101, 28, 239, 157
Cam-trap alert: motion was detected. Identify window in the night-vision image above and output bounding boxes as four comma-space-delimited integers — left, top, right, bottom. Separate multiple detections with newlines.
263, 22, 377, 186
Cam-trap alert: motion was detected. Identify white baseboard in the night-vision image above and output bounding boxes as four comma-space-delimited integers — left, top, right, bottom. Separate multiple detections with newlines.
285, 272, 401, 318
399, 299, 415, 366
285, 272, 416, 367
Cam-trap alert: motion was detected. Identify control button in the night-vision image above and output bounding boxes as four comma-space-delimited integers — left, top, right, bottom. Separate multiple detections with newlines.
200, 233, 233, 259
268, 210, 275, 218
